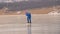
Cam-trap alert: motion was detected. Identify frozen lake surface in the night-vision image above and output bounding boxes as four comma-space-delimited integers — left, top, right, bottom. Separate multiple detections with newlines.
0, 14, 60, 34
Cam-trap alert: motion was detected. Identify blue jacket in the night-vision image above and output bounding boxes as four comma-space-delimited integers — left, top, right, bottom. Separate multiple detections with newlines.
26, 12, 31, 18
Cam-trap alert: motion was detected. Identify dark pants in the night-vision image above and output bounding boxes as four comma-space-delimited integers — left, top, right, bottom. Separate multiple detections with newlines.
27, 17, 31, 23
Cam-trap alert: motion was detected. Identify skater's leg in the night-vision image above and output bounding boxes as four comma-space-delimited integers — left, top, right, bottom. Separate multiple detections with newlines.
27, 17, 29, 23
30, 18, 31, 23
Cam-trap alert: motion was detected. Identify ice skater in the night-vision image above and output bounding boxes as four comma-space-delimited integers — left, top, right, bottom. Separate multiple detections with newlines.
25, 10, 31, 23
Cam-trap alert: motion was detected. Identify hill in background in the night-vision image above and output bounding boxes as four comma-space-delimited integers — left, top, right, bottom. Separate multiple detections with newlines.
0, 0, 60, 15
0, 6, 60, 15
0, 0, 60, 10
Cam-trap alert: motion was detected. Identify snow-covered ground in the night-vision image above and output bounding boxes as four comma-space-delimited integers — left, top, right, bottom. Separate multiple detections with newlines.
0, 14, 60, 34
48, 10, 60, 15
